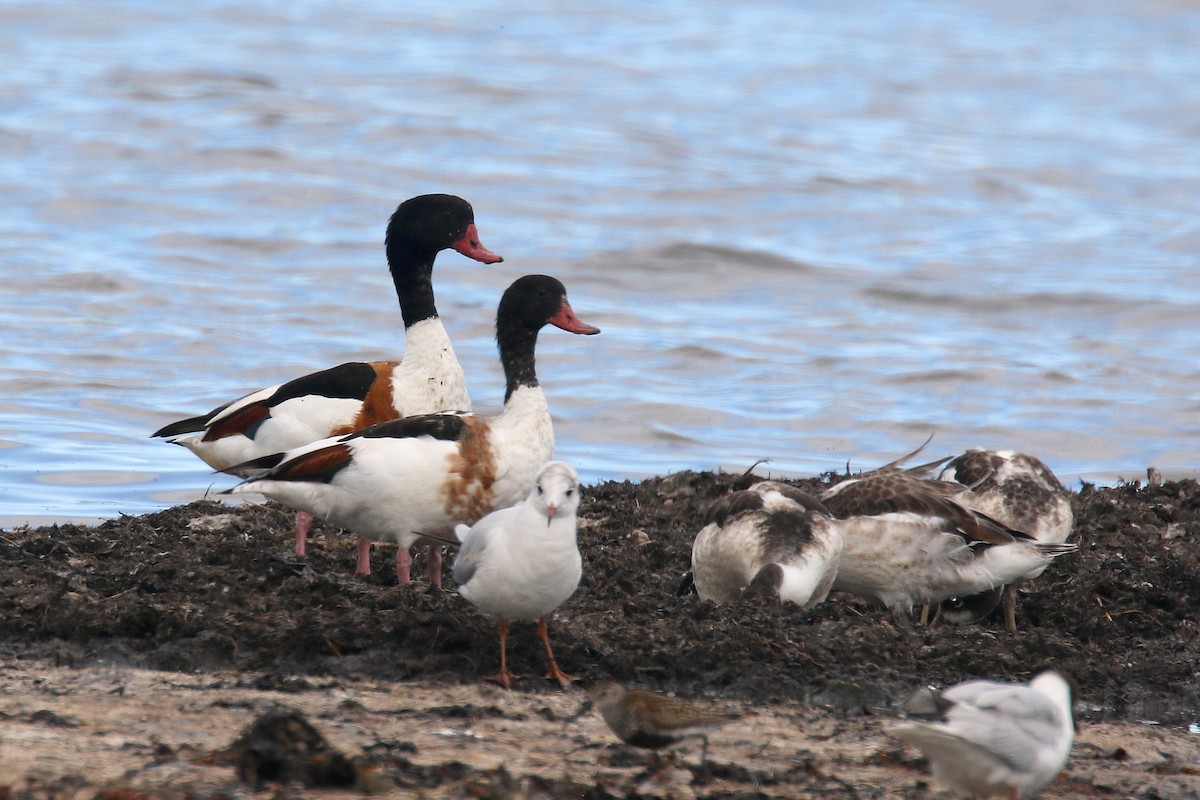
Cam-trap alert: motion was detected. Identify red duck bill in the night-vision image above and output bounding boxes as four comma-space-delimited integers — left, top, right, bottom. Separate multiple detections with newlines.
452, 223, 504, 264
549, 301, 601, 335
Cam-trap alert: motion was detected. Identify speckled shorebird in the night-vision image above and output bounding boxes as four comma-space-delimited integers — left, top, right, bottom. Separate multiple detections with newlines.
453, 460, 583, 688
690, 481, 843, 608
222, 275, 599, 584
892, 669, 1075, 800
932, 449, 1075, 632
588, 682, 738, 764
820, 466, 1077, 618
153, 194, 503, 582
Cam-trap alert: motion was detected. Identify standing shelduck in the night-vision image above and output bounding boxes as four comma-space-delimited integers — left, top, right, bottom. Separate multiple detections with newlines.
222, 275, 599, 586
153, 194, 502, 581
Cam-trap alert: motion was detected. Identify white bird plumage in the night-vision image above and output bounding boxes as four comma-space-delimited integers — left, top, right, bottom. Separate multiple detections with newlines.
931, 449, 1075, 630
820, 468, 1077, 617
153, 194, 502, 574
690, 481, 843, 609
892, 669, 1075, 800
222, 275, 599, 587
453, 460, 583, 688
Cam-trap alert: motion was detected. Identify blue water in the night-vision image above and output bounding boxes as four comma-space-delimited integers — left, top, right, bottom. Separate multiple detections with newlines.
2, 0, 1199, 526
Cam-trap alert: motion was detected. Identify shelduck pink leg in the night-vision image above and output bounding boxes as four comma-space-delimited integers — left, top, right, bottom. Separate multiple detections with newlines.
426, 545, 443, 587
293, 511, 312, 556
395, 546, 413, 585
355, 537, 372, 576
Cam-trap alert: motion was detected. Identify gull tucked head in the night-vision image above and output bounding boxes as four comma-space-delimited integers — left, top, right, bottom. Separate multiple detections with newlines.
530, 460, 581, 525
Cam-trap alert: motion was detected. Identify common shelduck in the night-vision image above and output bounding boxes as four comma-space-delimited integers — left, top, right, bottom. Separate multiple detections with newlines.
222, 275, 599, 586
153, 194, 502, 577
819, 469, 1077, 618
690, 481, 843, 609
932, 449, 1075, 631
892, 669, 1075, 799
452, 460, 583, 688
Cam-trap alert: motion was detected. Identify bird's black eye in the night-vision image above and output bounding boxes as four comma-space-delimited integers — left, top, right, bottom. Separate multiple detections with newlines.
537, 485, 544, 495
565, 488, 575, 497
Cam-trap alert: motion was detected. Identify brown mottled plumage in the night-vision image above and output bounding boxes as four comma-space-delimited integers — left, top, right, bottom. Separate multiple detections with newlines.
589, 682, 738, 763
691, 481, 842, 607
820, 462, 1076, 617
823, 469, 1024, 546
932, 449, 1075, 632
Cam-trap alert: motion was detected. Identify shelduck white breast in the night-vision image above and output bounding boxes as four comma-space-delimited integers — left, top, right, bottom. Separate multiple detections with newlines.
820, 469, 1077, 617
933, 449, 1075, 631
892, 669, 1075, 799
223, 275, 600, 587
691, 481, 843, 609
152, 194, 502, 561
453, 460, 583, 688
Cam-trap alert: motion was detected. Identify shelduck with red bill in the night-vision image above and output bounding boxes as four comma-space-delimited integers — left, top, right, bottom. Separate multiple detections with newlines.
152, 194, 501, 579
222, 275, 600, 587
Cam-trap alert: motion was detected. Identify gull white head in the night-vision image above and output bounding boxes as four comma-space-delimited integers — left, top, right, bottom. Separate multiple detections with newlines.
529, 460, 580, 526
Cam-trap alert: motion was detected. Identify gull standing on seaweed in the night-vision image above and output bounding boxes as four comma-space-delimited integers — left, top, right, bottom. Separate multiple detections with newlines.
820, 466, 1076, 618
452, 460, 583, 688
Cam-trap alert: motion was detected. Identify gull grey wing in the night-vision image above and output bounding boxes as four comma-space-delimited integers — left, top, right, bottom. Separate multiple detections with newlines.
941, 685, 1064, 772
452, 528, 491, 586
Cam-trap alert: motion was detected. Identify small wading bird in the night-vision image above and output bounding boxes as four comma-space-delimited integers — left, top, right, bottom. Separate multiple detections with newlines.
586, 682, 739, 765
892, 669, 1075, 800
452, 460, 583, 688
221, 275, 599, 586
153, 194, 502, 583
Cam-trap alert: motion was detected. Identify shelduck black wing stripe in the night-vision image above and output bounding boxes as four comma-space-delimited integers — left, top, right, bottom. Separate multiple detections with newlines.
270, 361, 382, 404
346, 413, 469, 442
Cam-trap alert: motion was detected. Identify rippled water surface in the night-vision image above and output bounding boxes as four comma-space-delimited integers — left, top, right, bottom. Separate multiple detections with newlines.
3, 0, 1200, 525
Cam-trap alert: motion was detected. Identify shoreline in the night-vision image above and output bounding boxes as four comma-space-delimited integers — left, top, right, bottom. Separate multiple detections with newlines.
3, 662, 1198, 798
2, 470, 1199, 795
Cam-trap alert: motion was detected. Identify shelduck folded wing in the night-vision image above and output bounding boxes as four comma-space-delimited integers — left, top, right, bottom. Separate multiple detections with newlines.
154, 193, 501, 565
223, 275, 600, 588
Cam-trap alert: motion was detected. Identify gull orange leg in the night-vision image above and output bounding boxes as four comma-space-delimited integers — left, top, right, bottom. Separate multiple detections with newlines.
487, 617, 519, 688
293, 511, 312, 556
538, 616, 578, 688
